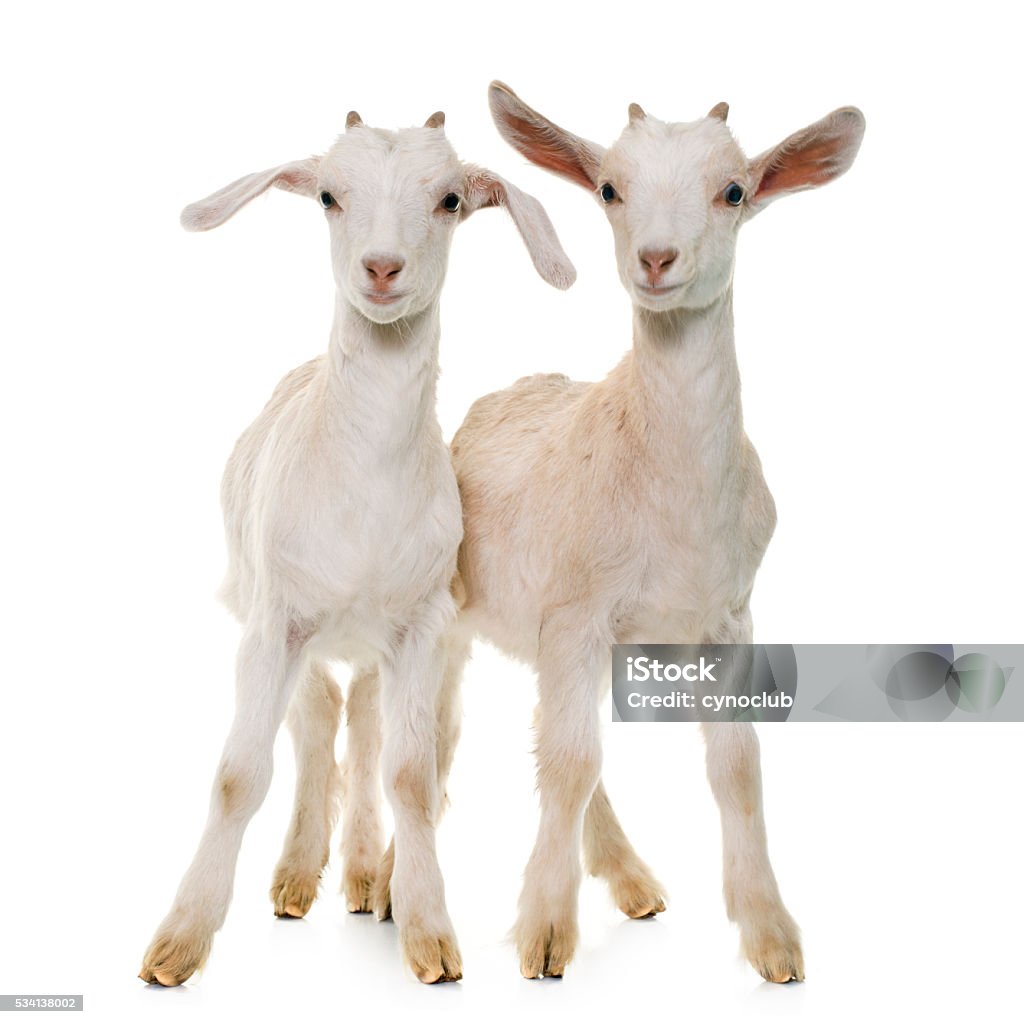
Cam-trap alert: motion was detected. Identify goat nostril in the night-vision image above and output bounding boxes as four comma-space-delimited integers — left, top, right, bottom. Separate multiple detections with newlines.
639, 248, 680, 274
362, 256, 405, 283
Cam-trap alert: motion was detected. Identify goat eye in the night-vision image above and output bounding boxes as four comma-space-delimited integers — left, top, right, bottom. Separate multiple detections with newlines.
724, 183, 744, 206
600, 183, 618, 203
319, 191, 335, 209
441, 193, 461, 212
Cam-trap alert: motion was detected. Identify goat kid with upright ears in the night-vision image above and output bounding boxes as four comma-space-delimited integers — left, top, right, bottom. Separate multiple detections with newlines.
439, 83, 864, 982
139, 109, 574, 987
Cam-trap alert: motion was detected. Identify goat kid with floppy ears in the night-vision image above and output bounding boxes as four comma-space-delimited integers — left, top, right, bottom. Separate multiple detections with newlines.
356, 84, 862, 983
138, 110, 575, 987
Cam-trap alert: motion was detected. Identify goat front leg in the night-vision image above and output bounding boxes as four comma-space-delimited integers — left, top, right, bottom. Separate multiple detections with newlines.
339, 666, 385, 913
270, 662, 343, 918
379, 597, 462, 983
516, 624, 604, 978
702, 610, 803, 982
370, 629, 470, 921
703, 720, 803, 983
139, 621, 307, 985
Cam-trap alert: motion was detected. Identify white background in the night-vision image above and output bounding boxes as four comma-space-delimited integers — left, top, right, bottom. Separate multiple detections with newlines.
1, 2, 1021, 1022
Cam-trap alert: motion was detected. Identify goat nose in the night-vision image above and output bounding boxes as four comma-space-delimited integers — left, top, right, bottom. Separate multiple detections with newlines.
639, 248, 679, 275
363, 255, 405, 283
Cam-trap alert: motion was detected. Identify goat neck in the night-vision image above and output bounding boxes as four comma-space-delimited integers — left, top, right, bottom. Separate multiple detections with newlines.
627, 288, 743, 478
326, 296, 443, 454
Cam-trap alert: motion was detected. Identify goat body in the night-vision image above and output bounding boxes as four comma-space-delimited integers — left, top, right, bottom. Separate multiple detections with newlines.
219, 318, 459, 649
456, 301, 776, 659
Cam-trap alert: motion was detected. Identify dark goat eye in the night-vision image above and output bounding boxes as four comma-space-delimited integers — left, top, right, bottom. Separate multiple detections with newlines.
600, 183, 618, 203
442, 193, 461, 212
724, 183, 744, 206
319, 191, 335, 209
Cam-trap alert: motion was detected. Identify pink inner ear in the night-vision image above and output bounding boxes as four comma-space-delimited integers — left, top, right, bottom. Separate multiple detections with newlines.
758, 137, 849, 198
275, 164, 317, 195
465, 169, 506, 210
501, 113, 594, 191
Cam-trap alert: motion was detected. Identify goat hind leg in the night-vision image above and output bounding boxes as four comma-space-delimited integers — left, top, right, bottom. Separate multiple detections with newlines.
584, 780, 667, 919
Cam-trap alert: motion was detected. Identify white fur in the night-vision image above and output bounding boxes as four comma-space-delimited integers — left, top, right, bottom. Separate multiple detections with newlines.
139, 115, 575, 987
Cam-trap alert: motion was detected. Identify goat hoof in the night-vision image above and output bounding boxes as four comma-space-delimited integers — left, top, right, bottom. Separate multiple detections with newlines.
742, 916, 805, 983
400, 923, 462, 983
516, 917, 577, 979
370, 845, 394, 921
139, 918, 213, 987
610, 870, 667, 919
343, 865, 378, 913
270, 870, 320, 918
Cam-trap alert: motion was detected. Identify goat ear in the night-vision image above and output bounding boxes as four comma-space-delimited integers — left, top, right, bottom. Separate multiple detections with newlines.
463, 166, 576, 290
488, 81, 605, 192
180, 158, 320, 231
747, 107, 865, 216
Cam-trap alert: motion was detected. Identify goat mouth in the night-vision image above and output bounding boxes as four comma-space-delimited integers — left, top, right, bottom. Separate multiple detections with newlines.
636, 282, 683, 297
363, 291, 407, 305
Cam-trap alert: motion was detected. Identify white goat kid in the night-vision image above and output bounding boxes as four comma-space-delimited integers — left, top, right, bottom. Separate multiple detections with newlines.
445, 84, 865, 981
138, 110, 575, 987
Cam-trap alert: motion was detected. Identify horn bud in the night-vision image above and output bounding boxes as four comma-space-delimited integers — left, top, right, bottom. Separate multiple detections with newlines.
628, 102, 646, 123
346, 110, 364, 130
707, 101, 729, 122
424, 111, 446, 129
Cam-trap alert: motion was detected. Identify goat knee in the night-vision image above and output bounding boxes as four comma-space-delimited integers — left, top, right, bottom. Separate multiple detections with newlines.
385, 756, 437, 825
216, 756, 271, 821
